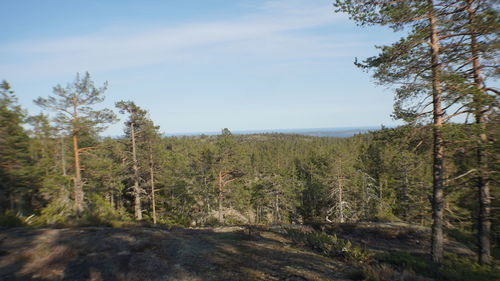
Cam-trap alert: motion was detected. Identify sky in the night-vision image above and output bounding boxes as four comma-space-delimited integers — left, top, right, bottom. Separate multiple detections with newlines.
0, 0, 405, 135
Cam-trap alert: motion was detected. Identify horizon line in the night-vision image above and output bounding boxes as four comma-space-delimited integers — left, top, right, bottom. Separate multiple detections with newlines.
163, 125, 388, 136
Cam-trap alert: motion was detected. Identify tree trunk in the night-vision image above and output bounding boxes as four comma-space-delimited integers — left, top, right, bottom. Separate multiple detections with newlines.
467, 0, 491, 265
477, 126, 491, 265
61, 134, 67, 176
274, 192, 280, 223
204, 177, 211, 217
429, 0, 445, 263
338, 161, 345, 223
72, 133, 84, 215
218, 171, 224, 223
131, 122, 142, 220
149, 143, 157, 224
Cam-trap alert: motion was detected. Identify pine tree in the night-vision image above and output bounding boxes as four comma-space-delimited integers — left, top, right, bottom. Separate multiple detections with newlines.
213, 128, 243, 223
456, 0, 498, 264
334, 0, 468, 263
35, 72, 116, 215
115, 101, 148, 220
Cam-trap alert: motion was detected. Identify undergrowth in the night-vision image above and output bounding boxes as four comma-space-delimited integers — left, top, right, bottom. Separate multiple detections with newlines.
378, 251, 500, 281
282, 226, 500, 281
0, 211, 26, 227
283, 226, 372, 263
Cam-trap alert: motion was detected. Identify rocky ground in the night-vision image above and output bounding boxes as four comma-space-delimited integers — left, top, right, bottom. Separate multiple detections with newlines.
0, 223, 478, 281
0, 226, 356, 281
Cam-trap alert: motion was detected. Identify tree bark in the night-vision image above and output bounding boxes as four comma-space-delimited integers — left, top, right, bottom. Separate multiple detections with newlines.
131, 121, 142, 220
429, 0, 445, 263
467, 0, 491, 265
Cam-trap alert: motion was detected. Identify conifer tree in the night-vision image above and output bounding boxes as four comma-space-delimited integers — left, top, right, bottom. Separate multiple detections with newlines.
35, 72, 115, 215
0, 81, 33, 214
455, 0, 498, 264
116, 101, 148, 220
139, 116, 163, 224
213, 128, 243, 223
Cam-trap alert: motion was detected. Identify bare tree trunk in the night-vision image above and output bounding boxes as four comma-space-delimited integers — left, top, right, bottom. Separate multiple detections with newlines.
204, 177, 211, 217
477, 126, 491, 265
149, 142, 157, 224
71, 100, 84, 215
61, 134, 67, 176
467, 0, 491, 265
429, 0, 445, 263
338, 160, 345, 223
72, 133, 84, 215
131, 122, 142, 220
403, 170, 410, 220
218, 171, 224, 223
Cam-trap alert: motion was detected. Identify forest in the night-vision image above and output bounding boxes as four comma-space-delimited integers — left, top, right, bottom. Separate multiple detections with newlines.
0, 0, 499, 280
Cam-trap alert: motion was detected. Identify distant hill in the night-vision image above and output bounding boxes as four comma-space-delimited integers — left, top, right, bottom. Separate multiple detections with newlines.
167, 126, 381, 138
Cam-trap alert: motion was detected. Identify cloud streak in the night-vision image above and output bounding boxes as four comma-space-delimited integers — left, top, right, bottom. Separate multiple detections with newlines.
0, 0, 354, 79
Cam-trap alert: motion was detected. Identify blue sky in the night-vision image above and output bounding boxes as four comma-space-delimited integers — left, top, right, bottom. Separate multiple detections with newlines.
1, 0, 404, 135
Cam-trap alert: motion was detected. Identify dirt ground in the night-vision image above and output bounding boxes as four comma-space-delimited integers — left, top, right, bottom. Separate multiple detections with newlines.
0, 226, 356, 281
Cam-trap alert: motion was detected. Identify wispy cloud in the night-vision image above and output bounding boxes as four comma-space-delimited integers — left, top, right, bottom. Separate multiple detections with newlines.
0, 0, 354, 78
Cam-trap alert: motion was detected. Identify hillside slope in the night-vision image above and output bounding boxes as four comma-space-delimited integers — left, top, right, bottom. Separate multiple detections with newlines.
0, 226, 355, 281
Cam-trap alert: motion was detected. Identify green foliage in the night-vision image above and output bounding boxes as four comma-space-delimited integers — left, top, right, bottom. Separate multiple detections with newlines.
35, 72, 116, 134
82, 194, 130, 224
